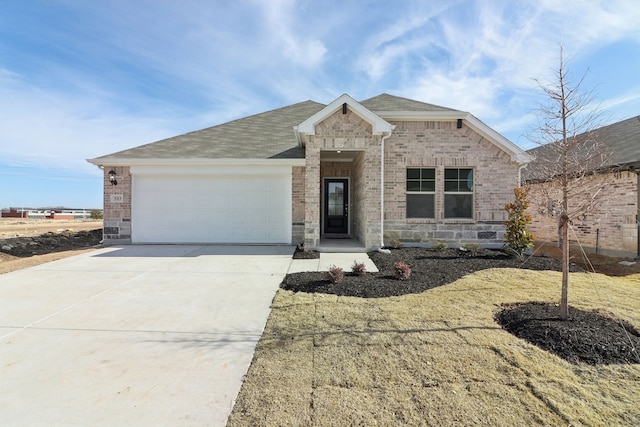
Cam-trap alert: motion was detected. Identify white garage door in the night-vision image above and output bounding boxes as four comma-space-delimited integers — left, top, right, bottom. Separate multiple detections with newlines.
131, 169, 292, 244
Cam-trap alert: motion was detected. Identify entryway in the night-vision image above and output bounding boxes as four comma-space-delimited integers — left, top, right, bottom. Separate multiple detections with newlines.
323, 178, 349, 235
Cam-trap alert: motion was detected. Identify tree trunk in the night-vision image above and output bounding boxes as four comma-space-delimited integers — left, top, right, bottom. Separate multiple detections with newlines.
559, 216, 569, 320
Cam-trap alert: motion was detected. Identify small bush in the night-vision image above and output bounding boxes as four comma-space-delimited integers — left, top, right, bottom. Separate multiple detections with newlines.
90, 209, 103, 220
430, 241, 448, 252
504, 246, 527, 263
462, 243, 480, 253
351, 260, 367, 277
394, 261, 411, 281
326, 265, 345, 284
504, 187, 535, 257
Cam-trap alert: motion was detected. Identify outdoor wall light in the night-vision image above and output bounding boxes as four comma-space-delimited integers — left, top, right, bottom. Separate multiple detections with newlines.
108, 170, 118, 185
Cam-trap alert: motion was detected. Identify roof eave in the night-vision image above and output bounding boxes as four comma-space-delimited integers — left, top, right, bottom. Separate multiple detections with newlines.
86, 157, 306, 167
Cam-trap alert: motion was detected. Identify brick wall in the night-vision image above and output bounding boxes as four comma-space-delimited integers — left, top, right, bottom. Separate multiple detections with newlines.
304, 113, 523, 249
382, 120, 521, 247
103, 166, 132, 243
527, 171, 638, 257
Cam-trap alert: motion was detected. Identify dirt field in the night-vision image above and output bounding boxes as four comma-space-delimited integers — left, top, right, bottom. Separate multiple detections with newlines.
0, 218, 102, 238
0, 218, 103, 274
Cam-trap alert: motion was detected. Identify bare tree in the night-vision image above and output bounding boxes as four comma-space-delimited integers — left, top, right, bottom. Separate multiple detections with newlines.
526, 46, 612, 320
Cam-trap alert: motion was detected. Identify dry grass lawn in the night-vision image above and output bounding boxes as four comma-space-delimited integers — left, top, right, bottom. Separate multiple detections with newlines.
228, 269, 640, 426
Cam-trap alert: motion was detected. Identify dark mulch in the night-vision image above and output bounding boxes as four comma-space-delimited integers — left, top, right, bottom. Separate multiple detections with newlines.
292, 243, 320, 259
495, 302, 640, 365
282, 247, 582, 298
0, 229, 103, 257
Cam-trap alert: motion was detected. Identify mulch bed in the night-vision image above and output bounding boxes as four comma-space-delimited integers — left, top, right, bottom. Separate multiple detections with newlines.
282, 247, 582, 298
495, 302, 640, 365
0, 229, 103, 257
282, 247, 640, 365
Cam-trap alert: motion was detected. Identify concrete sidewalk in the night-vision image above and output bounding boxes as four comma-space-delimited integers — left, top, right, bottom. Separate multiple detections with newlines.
288, 253, 378, 274
0, 245, 293, 426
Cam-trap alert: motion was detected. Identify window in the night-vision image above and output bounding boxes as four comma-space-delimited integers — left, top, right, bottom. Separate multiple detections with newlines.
406, 168, 435, 218
444, 168, 473, 218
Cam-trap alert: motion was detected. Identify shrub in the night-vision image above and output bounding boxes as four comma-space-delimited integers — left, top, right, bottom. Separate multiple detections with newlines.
430, 241, 448, 252
504, 187, 535, 258
351, 260, 367, 276
326, 265, 345, 284
394, 261, 411, 280
389, 238, 401, 249
462, 243, 480, 253
90, 209, 103, 220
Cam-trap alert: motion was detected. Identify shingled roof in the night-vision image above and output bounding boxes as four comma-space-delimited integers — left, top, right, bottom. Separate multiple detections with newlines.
88, 94, 463, 163
361, 93, 458, 112
525, 115, 640, 178
90, 100, 324, 161
595, 115, 640, 166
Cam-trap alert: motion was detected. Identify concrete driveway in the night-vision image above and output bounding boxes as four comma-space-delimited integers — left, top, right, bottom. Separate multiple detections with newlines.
0, 245, 293, 426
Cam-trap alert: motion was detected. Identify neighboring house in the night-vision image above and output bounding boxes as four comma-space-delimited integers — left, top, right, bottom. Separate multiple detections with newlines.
525, 115, 640, 258
88, 93, 531, 250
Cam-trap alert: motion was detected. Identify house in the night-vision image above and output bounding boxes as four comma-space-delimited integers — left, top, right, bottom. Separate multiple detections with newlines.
87, 93, 531, 250
525, 115, 640, 258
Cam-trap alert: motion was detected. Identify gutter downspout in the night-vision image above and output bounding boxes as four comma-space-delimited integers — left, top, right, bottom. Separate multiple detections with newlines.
518, 164, 527, 187
378, 129, 395, 254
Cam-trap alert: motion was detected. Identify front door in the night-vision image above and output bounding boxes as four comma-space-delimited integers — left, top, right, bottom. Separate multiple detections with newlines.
323, 179, 349, 234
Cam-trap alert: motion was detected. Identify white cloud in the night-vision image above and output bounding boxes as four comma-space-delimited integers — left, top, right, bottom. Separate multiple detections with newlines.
260, 0, 327, 67
0, 71, 187, 174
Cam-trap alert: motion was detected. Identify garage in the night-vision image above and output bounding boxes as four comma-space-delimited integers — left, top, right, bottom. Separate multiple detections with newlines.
130, 166, 292, 244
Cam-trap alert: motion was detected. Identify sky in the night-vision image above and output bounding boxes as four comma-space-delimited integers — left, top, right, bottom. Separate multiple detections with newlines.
1, 0, 639, 209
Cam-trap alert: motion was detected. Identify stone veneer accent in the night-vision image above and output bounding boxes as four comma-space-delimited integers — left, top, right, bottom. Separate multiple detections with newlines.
527, 171, 638, 257
103, 166, 132, 243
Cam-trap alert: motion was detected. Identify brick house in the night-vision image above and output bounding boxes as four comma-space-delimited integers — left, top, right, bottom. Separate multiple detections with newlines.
525, 115, 640, 257
88, 93, 531, 250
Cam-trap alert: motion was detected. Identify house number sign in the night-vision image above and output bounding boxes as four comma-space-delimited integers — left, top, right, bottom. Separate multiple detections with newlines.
110, 194, 124, 203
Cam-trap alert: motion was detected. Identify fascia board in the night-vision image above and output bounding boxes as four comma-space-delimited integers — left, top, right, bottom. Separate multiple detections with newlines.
296, 93, 394, 135
86, 157, 305, 167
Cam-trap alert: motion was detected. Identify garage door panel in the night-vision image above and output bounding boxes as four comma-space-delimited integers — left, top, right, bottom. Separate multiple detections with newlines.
132, 173, 291, 244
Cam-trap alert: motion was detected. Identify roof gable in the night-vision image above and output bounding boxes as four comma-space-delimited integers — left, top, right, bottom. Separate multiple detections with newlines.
295, 94, 395, 137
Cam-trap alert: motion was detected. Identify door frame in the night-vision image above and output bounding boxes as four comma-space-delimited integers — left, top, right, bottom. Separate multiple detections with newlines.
321, 177, 350, 236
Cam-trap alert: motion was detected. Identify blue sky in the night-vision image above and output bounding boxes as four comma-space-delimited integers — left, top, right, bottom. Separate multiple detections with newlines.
1, 0, 639, 209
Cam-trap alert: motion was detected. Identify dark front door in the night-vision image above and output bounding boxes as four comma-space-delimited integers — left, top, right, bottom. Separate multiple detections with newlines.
324, 179, 349, 234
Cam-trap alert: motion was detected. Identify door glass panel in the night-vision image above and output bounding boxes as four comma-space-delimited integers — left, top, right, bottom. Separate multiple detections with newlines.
328, 182, 344, 216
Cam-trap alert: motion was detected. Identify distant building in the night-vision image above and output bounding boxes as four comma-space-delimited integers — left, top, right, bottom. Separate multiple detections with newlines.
1, 208, 96, 220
